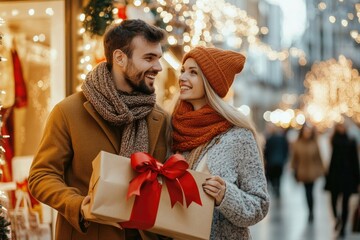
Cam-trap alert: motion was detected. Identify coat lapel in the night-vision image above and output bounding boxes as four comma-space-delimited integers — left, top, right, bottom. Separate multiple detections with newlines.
147, 109, 165, 155
83, 101, 119, 152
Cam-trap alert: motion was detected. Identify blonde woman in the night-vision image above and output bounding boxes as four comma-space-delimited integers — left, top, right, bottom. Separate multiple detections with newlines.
171, 46, 269, 240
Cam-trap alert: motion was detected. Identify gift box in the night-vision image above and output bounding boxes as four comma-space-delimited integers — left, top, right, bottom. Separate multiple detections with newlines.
83, 151, 214, 240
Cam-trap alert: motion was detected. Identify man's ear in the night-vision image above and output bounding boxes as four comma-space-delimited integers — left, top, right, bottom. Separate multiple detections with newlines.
113, 49, 126, 67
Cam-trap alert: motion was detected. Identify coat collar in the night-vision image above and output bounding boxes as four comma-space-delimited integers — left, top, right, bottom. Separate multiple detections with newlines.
83, 101, 165, 155
147, 108, 165, 155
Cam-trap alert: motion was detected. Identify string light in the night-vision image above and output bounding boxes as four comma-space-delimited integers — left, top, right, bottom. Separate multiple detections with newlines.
150, 0, 306, 61
320, 1, 360, 44
318, 2, 327, 11
303, 55, 360, 130
263, 107, 305, 129
76, 0, 308, 87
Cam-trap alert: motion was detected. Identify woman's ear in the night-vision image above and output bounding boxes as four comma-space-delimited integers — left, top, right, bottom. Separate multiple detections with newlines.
113, 49, 126, 67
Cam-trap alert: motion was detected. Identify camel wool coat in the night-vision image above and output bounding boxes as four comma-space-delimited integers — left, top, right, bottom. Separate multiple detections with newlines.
28, 92, 169, 240
290, 139, 325, 183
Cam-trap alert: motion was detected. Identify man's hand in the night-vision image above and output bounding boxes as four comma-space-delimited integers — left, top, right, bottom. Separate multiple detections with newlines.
81, 195, 91, 215
79, 195, 91, 232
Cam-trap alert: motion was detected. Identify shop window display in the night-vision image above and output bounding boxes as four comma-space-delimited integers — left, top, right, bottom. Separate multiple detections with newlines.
0, 0, 65, 160
0, 1, 66, 239
0, 16, 12, 240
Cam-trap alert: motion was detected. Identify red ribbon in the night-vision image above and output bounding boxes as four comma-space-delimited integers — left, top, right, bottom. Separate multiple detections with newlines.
16, 179, 40, 207
119, 152, 202, 229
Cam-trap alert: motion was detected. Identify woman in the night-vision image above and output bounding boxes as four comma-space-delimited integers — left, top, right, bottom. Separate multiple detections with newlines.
290, 124, 325, 223
325, 122, 360, 238
171, 46, 269, 240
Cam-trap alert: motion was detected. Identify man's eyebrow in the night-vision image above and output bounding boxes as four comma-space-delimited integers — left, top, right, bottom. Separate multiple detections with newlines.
143, 53, 162, 57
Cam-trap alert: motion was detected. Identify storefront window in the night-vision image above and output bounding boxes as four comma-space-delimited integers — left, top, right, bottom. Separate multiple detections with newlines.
0, 0, 65, 158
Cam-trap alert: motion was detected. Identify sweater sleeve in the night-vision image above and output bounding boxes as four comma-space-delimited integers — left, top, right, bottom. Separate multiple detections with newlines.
213, 128, 270, 227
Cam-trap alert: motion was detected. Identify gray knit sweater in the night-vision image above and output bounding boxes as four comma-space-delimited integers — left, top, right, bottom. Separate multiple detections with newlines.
185, 127, 270, 240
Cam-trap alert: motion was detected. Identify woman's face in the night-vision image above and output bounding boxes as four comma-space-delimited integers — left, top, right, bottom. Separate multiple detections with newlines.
179, 58, 206, 110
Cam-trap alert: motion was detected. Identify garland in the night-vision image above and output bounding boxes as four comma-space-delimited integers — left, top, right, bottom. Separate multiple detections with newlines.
82, 0, 115, 36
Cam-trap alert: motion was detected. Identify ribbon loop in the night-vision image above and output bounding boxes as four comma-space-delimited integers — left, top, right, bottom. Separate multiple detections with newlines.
121, 152, 203, 229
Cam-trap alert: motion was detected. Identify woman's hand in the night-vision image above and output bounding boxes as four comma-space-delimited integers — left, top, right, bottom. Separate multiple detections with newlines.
202, 176, 226, 206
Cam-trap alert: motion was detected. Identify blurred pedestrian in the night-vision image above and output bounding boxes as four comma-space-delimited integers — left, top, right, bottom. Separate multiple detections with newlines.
290, 124, 325, 223
264, 124, 289, 198
325, 122, 360, 238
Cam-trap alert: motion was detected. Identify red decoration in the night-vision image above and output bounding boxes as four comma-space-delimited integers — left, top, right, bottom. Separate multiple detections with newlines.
0, 107, 13, 182
16, 179, 40, 208
120, 153, 202, 229
11, 49, 28, 108
117, 5, 127, 20
0, 49, 28, 182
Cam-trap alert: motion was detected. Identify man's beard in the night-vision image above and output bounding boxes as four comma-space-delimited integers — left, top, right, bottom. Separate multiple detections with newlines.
124, 72, 154, 94
124, 62, 155, 94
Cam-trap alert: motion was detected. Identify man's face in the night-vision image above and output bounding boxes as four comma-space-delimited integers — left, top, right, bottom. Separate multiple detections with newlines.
124, 36, 163, 94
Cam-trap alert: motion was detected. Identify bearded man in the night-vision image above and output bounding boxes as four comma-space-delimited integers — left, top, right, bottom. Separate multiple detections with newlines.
28, 19, 169, 240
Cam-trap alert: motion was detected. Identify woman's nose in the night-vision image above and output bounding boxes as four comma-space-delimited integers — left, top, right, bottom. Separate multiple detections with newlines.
179, 74, 187, 82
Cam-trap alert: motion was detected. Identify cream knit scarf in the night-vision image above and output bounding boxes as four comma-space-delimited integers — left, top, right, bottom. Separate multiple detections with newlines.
82, 62, 156, 157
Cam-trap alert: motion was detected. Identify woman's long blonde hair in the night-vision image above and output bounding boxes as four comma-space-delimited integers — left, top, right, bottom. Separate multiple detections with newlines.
197, 62, 264, 159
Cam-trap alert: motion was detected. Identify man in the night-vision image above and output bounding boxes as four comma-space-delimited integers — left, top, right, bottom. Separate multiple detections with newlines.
28, 19, 169, 240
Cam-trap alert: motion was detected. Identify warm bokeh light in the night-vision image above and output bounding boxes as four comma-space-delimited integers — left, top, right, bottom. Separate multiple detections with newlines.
238, 105, 251, 116
264, 108, 305, 129
303, 55, 360, 130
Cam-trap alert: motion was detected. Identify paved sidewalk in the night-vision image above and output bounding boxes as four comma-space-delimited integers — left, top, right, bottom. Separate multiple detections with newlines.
250, 169, 360, 240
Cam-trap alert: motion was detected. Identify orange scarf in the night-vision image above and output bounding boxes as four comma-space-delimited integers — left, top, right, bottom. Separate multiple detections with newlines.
172, 101, 232, 152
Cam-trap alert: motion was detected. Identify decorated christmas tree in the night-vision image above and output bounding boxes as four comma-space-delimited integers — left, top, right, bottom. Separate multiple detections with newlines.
0, 206, 10, 240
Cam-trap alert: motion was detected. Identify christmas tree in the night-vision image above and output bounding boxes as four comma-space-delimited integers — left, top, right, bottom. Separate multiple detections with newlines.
0, 206, 10, 240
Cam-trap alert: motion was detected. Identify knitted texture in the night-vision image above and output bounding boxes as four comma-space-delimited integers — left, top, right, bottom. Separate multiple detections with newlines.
171, 101, 232, 152
81, 62, 156, 157
182, 46, 246, 97
182, 127, 270, 240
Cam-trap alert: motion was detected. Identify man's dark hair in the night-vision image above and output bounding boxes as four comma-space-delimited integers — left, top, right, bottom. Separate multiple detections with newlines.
103, 19, 165, 68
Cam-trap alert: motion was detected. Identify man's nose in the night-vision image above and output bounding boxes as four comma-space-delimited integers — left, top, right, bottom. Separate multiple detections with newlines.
153, 60, 162, 72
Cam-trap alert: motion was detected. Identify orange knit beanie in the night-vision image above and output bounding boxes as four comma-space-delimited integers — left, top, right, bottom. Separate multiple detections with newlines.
182, 46, 246, 98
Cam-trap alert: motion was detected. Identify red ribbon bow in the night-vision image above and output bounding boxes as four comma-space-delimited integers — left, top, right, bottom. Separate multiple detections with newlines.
119, 152, 202, 229
16, 179, 29, 192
